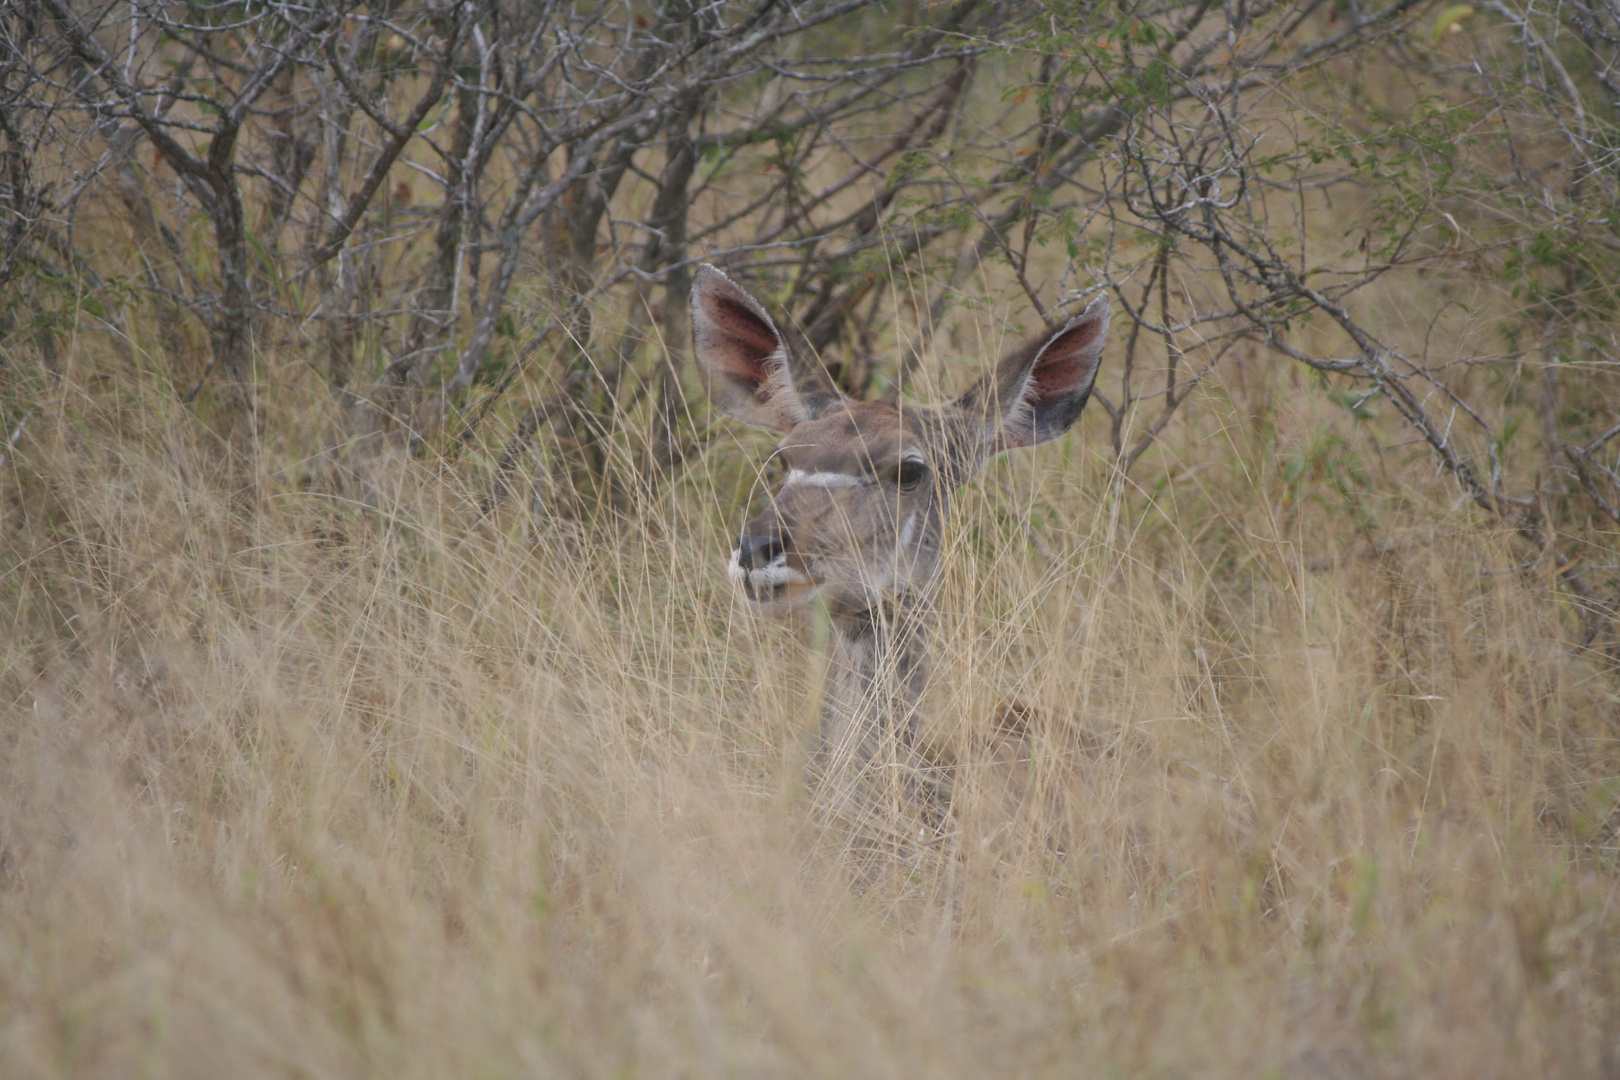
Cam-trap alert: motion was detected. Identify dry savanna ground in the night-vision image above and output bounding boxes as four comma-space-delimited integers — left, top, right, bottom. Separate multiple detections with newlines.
3, 261, 1620, 1078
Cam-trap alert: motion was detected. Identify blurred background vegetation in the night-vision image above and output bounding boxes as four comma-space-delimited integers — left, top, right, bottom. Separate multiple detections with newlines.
3, 0, 1620, 1075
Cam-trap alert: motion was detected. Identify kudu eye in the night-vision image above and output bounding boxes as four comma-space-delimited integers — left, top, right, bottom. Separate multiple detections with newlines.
896, 459, 928, 492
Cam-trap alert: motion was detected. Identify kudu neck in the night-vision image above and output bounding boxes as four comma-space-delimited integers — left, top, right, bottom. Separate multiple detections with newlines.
832, 589, 935, 646
820, 590, 934, 748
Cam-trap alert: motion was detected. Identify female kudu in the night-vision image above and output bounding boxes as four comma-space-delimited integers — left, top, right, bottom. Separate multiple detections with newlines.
691, 265, 1107, 839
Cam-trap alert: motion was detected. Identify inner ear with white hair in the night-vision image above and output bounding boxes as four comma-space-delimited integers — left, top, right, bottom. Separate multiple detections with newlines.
956, 294, 1109, 455
690, 264, 843, 433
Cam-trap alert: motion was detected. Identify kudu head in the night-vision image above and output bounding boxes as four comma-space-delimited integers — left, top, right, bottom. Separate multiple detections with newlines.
691, 264, 1107, 619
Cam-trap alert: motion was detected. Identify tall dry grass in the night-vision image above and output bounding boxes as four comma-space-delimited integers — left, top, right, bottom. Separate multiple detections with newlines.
2, 284, 1618, 1078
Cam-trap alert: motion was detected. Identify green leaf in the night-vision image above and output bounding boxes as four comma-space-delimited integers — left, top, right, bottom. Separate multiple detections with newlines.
1327, 387, 1380, 420
1430, 4, 1475, 44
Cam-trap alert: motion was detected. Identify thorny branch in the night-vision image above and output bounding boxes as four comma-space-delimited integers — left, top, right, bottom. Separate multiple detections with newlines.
2, 0, 1616, 647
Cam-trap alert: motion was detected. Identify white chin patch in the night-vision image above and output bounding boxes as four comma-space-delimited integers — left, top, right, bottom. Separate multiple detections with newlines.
728, 548, 811, 601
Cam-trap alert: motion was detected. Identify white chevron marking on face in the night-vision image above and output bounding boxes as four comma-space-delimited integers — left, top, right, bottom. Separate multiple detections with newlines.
782, 469, 864, 488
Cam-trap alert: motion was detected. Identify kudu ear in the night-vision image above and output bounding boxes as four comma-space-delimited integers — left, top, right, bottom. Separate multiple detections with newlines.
690, 264, 842, 433
958, 294, 1109, 455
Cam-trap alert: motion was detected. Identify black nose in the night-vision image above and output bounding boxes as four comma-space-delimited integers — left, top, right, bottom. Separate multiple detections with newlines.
737, 533, 784, 571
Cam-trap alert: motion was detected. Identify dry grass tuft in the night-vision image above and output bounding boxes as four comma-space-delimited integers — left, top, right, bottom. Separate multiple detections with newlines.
2, 315, 1618, 1078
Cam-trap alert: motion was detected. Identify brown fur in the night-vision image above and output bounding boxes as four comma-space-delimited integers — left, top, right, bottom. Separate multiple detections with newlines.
692, 265, 1108, 832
